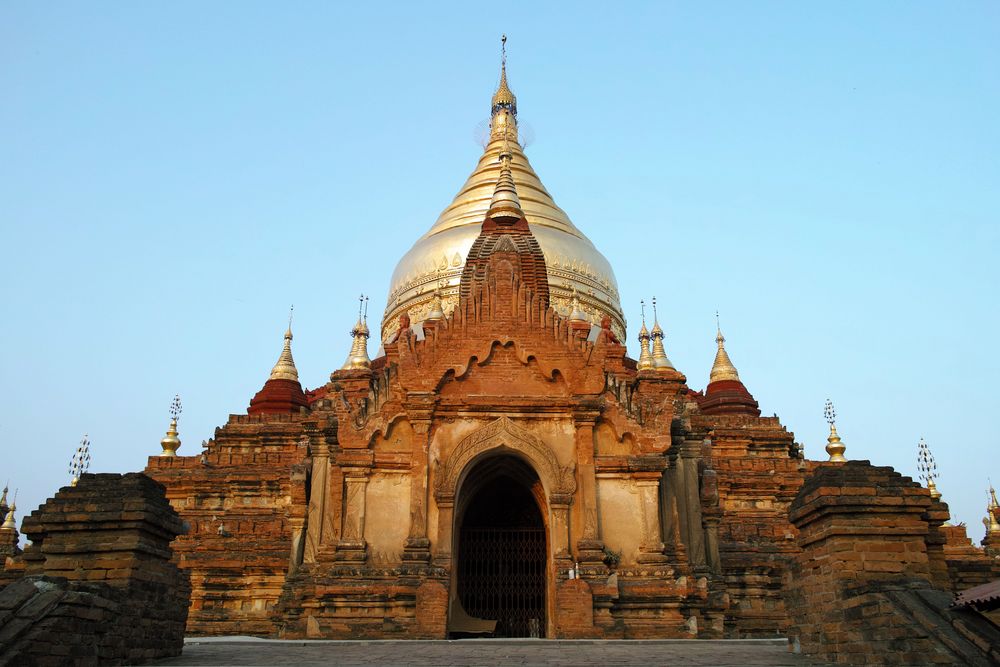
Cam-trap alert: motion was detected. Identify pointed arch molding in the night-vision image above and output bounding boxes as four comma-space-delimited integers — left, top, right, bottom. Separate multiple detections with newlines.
434, 416, 576, 503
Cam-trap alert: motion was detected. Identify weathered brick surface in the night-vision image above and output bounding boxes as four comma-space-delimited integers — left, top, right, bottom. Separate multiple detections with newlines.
784, 461, 1000, 666
0, 473, 190, 665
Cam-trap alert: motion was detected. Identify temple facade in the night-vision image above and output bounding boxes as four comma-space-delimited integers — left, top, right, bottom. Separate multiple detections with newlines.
142, 51, 1000, 640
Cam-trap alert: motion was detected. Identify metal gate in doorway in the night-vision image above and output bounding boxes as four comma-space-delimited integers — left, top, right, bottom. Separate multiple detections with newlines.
457, 526, 546, 638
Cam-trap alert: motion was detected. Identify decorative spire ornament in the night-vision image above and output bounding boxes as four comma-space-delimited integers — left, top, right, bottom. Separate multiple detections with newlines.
269, 306, 299, 382
426, 288, 445, 321
637, 300, 654, 371
342, 295, 372, 370
916, 438, 941, 499
986, 483, 1000, 535
491, 34, 516, 117
569, 289, 587, 322
824, 399, 847, 463
709, 312, 740, 383
0, 484, 7, 510
69, 434, 92, 485
160, 395, 182, 457
650, 297, 674, 371
488, 137, 524, 222
1, 489, 16, 531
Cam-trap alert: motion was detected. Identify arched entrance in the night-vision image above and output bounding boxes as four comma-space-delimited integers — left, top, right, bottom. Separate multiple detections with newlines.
453, 455, 547, 638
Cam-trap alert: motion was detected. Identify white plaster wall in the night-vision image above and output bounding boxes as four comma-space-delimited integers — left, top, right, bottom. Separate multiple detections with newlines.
365, 472, 410, 564
596, 476, 643, 566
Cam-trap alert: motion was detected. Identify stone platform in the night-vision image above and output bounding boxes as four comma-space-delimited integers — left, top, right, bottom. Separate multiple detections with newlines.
153, 638, 828, 666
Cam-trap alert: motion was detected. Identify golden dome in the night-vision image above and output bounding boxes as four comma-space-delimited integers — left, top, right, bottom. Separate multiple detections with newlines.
382, 56, 624, 341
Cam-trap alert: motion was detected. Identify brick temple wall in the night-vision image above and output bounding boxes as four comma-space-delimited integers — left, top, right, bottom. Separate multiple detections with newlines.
0, 473, 190, 665
784, 461, 1000, 666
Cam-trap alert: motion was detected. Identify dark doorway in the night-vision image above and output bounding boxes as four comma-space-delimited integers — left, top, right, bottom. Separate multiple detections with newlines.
455, 456, 547, 638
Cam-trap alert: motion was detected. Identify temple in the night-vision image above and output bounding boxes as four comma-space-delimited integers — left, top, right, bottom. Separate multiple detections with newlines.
138, 44, 1000, 641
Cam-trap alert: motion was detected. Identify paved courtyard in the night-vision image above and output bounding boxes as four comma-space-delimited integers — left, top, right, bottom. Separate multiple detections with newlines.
153, 637, 829, 666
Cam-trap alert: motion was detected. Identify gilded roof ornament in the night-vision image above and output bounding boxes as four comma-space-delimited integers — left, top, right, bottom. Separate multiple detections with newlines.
916, 437, 941, 500
824, 399, 847, 463
986, 483, 1000, 534
709, 312, 741, 383
0, 485, 7, 510
69, 433, 93, 483
650, 296, 675, 371
426, 289, 445, 321
637, 300, 654, 371
569, 289, 587, 322
1, 496, 15, 531
269, 306, 300, 382
160, 395, 182, 457
342, 295, 372, 370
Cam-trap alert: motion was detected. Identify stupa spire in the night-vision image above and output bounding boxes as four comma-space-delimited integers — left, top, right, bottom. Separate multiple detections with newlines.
986, 483, 1000, 534
709, 312, 740, 383
269, 306, 299, 382
342, 295, 372, 370
650, 297, 674, 371
1, 490, 16, 531
637, 300, 654, 371
159, 396, 182, 457
824, 399, 847, 463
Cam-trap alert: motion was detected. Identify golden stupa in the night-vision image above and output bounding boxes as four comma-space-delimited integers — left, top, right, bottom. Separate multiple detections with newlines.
382, 42, 624, 341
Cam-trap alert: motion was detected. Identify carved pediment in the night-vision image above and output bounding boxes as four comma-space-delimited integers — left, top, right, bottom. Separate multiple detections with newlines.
434, 416, 576, 502
438, 342, 567, 398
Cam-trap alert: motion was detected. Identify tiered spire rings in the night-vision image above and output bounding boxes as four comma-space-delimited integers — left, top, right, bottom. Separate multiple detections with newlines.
916, 438, 941, 499
488, 138, 524, 222
269, 306, 299, 382
160, 395, 182, 457
824, 399, 847, 463
650, 297, 674, 371
342, 295, 372, 370
637, 300, 654, 371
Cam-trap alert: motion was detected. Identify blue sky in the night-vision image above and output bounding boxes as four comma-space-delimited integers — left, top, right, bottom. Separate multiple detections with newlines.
1, 2, 997, 542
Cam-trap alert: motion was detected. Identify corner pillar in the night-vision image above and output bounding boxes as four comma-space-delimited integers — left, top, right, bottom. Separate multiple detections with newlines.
573, 416, 603, 565
336, 469, 369, 563
303, 442, 329, 563
635, 474, 668, 565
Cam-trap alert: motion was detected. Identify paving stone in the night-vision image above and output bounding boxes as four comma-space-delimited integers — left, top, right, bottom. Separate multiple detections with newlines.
152, 638, 830, 666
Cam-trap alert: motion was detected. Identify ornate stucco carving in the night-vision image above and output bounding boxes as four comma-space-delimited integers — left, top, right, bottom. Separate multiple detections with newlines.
434, 416, 576, 502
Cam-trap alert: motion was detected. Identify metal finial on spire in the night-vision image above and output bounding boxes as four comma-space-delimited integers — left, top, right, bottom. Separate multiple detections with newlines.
917, 437, 941, 499
69, 434, 92, 485
650, 297, 674, 371
824, 399, 847, 463
160, 395, 182, 457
